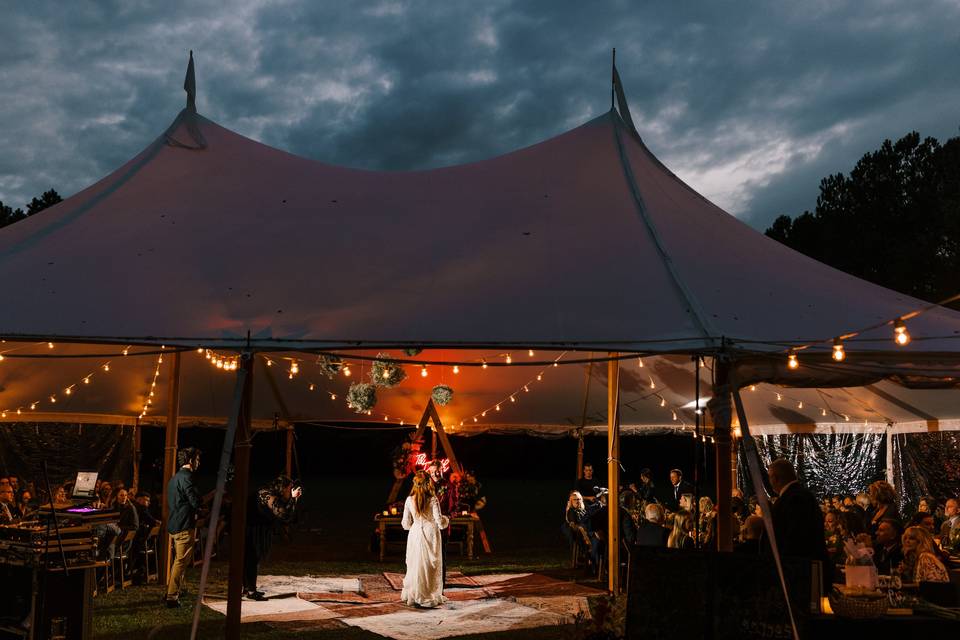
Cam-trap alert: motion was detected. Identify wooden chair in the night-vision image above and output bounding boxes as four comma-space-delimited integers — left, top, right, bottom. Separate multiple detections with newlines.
94, 559, 115, 596
113, 530, 134, 589
144, 525, 160, 584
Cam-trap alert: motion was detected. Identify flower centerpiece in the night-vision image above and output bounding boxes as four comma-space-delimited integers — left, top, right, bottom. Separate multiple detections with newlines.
370, 352, 407, 388
455, 470, 486, 512
346, 382, 376, 413
431, 384, 454, 406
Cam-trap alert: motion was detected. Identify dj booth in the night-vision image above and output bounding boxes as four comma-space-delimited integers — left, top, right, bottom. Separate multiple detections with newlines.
0, 471, 111, 640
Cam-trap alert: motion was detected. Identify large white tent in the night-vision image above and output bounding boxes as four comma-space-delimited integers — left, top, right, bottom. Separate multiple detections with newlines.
1, 58, 958, 622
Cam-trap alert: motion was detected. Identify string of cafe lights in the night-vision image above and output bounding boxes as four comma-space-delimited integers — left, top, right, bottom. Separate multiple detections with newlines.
137, 348, 166, 419
741, 383, 886, 427
779, 290, 960, 370
0, 343, 132, 418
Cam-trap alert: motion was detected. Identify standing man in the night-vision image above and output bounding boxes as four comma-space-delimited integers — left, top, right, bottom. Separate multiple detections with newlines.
766, 459, 832, 587
576, 463, 599, 504
665, 469, 693, 512
165, 447, 201, 608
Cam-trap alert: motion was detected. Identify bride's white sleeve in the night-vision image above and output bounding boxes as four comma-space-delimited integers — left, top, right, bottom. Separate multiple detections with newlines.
433, 497, 450, 530
401, 498, 414, 530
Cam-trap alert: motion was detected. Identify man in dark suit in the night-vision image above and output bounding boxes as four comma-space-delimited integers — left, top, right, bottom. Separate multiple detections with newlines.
664, 469, 693, 512
766, 459, 832, 586
872, 520, 904, 574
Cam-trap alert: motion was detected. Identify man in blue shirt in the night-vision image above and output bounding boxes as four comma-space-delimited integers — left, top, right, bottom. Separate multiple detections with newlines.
165, 447, 201, 608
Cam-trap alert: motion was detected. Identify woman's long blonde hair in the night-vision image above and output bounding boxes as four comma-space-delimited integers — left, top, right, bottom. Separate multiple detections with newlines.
410, 470, 435, 516
668, 509, 693, 549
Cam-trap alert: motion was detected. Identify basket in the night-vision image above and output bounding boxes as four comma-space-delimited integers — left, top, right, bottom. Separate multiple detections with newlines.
829, 592, 888, 619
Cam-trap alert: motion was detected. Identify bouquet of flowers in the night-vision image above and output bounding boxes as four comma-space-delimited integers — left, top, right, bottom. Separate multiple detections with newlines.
347, 382, 376, 413
454, 470, 486, 512
370, 353, 407, 388
391, 441, 415, 479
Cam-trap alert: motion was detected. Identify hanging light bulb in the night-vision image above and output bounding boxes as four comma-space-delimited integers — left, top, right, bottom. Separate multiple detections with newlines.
47, 342, 54, 349
481, 360, 488, 369
65, 387, 72, 395
671, 411, 677, 421
523, 385, 529, 393
420, 365, 428, 377
776, 393, 782, 401
660, 397, 666, 407
749, 385, 756, 392
83, 377, 90, 384
309, 383, 315, 391
49, 395, 56, 403
638, 357, 644, 368
894, 319, 910, 346
482, 411, 487, 417
205, 351, 212, 360
473, 417, 477, 422
787, 353, 799, 370
528, 349, 534, 357
103, 364, 110, 372
290, 361, 299, 375
537, 373, 542, 381
197, 348, 204, 354
843, 414, 850, 422
331, 394, 337, 400
452, 365, 459, 374
30, 403, 37, 410
505, 354, 512, 364
509, 395, 515, 403
495, 404, 501, 412
649, 378, 655, 389
122, 347, 129, 356
343, 365, 351, 377
216, 360, 224, 369
832, 339, 846, 362
16, 409, 21, 415
553, 362, 558, 367
821, 408, 827, 416
797, 401, 803, 409
0, 354, 5, 361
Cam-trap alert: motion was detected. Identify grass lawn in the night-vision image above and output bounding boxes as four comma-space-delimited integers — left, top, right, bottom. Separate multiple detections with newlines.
91, 550, 602, 640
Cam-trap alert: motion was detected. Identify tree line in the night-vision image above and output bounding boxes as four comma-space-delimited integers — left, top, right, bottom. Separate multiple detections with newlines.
0, 189, 63, 228
765, 129, 960, 306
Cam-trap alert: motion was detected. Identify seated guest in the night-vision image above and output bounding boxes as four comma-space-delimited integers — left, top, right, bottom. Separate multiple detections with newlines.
909, 511, 937, 535
901, 526, 949, 583
698, 497, 716, 547
92, 485, 113, 510
17, 490, 35, 518
635, 502, 669, 547
576, 464, 599, 504
588, 493, 611, 568
735, 515, 764, 553
667, 509, 695, 549
114, 489, 140, 540
872, 520, 904, 574
0, 483, 21, 524
131, 492, 159, 584
855, 492, 873, 520
939, 498, 958, 551
841, 503, 868, 536
867, 481, 899, 534
619, 491, 638, 546
824, 509, 846, 564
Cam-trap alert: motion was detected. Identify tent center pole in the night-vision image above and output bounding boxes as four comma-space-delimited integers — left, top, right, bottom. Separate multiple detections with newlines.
225, 352, 254, 639
159, 351, 182, 584
607, 354, 620, 594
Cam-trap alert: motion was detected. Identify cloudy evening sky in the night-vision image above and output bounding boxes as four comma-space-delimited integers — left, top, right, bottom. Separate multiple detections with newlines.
1, 0, 958, 230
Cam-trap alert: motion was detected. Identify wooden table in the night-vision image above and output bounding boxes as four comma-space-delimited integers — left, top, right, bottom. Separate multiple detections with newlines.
375, 514, 487, 561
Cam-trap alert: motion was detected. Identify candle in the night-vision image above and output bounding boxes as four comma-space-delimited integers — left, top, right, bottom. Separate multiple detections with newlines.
390, 506, 398, 515
382, 510, 389, 516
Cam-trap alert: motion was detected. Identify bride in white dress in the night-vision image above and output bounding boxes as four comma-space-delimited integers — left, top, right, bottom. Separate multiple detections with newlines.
400, 470, 449, 607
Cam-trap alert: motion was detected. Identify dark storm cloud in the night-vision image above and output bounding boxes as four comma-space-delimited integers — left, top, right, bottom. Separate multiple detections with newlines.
1, 0, 958, 229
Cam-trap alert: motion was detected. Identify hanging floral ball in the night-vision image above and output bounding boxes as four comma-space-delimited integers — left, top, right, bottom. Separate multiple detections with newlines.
317, 355, 343, 379
432, 384, 454, 406
347, 383, 377, 413
370, 353, 407, 388
404, 348, 423, 356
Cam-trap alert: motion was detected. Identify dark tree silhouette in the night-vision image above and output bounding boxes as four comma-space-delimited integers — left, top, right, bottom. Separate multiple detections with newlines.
26, 189, 63, 215
766, 130, 960, 305
0, 188, 63, 229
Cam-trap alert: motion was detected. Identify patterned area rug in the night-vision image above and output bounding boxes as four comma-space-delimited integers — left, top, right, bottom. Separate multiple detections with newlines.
204, 572, 603, 639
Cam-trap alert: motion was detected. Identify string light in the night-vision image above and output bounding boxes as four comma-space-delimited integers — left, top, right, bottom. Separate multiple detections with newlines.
309, 383, 315, 391
832, 339, 846, 362
452, 365, 459, 374
290, 361, 299, 375
103, 364, 110, 372
797, 401, 803, 409
638, 357, 644, 367
750, 385, 756, 391
509, 395, 515, 403
420, 365, 428, 377
776, 393, 782, 401
660, 397, 666, 407
649, 377, 655, 389
481, 360, 488, 369
787, 353, 799, 370
536, 373, 542, 381
343, 365, 352, 377
122, 347, 130, 356
47, 342, 54, 349
65, 387, 72, 395
505, 354, 512, 364
83, 376, 90, 384
528, 350, 535, 357
894, 319, 910, 346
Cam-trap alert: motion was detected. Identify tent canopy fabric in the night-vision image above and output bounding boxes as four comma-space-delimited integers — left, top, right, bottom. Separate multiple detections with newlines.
2, 106, 960, 364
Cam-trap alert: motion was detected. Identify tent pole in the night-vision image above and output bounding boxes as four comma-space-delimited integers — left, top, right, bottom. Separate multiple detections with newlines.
577, 360, 593, 480
159, 351, 182, 584
190, 353, 250, 640
607, 354, 620, 594
225, 352, 254, 640
285, 426, 294, 478
709, 356, 734, 552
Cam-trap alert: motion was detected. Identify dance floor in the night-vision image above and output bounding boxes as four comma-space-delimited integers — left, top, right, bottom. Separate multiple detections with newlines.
203, 572, 603, 639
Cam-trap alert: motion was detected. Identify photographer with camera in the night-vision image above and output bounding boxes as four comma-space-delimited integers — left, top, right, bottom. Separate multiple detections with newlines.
242, 475, 302, 600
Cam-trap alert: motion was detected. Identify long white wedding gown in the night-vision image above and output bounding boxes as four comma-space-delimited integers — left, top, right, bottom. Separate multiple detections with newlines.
400, 495, 450, 607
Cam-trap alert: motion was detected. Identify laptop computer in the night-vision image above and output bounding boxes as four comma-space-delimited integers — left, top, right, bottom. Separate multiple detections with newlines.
72, 470, 99, 500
